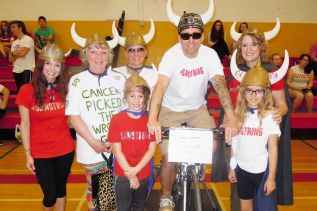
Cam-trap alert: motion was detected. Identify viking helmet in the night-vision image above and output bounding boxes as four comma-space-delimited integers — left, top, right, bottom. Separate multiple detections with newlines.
125, 72, 150, 92
113, 18, 155, 48
167, 0, 214, 32
71, 21, 119, 49
178, 13, 204, 33
241, 60, 270, 88
230, 18, 280, 41
39, 43, 65, 63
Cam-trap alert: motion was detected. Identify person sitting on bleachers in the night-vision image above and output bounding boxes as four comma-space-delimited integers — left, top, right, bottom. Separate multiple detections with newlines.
0, 21, 15, 57
0, 83, 10, 145
286, 53, 314, 113
270, 53, 282, 68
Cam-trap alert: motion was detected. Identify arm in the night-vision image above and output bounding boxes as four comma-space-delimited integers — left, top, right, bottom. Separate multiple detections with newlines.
264, 134, 278, 195
10, 47, 30, 60
112, 142, 140, 189
272, 89, 288, 120
0, 86, 10, 109
43, 33, 55, 44
18, 105, 35, 175
147, 74, 170, 142
307, 71, 314, 89
124, 142, 156, 179
228, 147, 237, 183
210, 74, 238, 143
69, 115, 109, 153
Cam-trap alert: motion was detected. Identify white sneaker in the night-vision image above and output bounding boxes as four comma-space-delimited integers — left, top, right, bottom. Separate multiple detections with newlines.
159, 195, 175, 211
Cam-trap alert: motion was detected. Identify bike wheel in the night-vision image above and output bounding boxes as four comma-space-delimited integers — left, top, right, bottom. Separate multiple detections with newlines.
190, 167, 202, 211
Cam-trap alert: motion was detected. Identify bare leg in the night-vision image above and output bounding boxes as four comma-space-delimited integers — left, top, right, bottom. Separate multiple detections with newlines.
289, 90, 304, 112
160, 154, 176, 196
42, 205, 54, 211
305, 91, 314, 113
240, 199, 253, 211
55, 197, 66, 211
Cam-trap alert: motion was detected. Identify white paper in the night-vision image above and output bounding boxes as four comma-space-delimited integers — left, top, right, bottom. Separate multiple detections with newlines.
168, 128, 213, 164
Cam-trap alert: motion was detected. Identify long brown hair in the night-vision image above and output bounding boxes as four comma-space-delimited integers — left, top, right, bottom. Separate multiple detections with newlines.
235, 86, 274, 129
32, 60, 69, 106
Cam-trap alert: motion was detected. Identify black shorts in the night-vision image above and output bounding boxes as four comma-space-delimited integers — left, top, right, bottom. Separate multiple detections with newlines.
236, 165, 264, 200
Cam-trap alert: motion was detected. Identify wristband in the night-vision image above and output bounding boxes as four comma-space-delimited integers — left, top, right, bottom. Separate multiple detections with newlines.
24, 148, 31, 154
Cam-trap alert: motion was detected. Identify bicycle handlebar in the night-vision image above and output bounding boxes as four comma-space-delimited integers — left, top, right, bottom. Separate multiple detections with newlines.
161, 127, 225, 140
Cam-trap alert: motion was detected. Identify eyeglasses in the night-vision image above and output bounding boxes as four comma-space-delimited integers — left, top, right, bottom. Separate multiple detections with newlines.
179, 32, 202, 40
127, 48, 145, 53
245, 88, 265, 96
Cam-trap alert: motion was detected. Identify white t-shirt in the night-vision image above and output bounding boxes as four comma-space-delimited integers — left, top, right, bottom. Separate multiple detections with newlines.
231, 111, 281, 173
290, 64, 310, 89
65, 69, 125, 164
159, 43, 224, 112
112, 65, 158, 91
11, 35, 35, 73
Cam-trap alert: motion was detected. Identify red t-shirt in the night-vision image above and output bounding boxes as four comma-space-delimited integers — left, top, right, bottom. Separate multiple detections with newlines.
15, 84, 74, 158
108, 112, 155, 180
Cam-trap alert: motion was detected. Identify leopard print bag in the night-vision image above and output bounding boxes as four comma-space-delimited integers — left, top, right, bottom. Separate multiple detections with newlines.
91, 153, 117, 211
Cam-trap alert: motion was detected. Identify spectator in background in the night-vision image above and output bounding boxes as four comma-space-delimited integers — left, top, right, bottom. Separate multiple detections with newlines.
309, 42, 317, 77
270, 53, 283, 68
231, 22, 248, 53
0, 83, 10, 146
34, 16, 55, 51
208, 19, 231, 61
0, 21, 14, 57
286, 53, 314, 113
9, 20, 35, 91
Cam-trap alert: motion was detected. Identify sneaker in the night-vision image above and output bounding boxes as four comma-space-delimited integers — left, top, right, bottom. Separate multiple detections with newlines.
0, 141, 3, 146
159, 195, 175, 211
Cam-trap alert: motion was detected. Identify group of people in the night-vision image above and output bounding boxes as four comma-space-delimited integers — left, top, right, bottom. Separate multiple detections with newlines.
5, 1, 302, 211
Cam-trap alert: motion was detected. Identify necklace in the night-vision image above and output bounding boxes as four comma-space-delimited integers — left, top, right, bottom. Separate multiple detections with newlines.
48, 82, 56, 101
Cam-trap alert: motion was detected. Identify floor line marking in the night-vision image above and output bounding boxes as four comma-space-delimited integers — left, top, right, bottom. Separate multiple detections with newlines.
75, 190, 86, 211
209, 182, 227, 211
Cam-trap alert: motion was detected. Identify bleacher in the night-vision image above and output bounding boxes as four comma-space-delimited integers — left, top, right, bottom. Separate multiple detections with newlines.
0, 56, 83, 130
0, 55, 316, 134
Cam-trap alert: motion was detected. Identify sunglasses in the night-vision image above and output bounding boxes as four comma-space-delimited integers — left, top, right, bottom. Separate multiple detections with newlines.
127, 48, 145, 53
179, 32, 202, 40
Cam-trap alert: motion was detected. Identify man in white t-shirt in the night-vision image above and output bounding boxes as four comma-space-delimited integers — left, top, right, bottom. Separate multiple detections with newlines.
9, 20, 35, 91
147, 6, 238, 210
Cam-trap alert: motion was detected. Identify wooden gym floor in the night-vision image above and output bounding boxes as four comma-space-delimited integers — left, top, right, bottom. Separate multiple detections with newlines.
0, 139, 316, 211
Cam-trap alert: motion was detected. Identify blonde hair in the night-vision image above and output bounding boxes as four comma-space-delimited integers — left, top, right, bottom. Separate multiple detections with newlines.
81, 42, 113, 69
235, 86, 274, 129
236, 31, 268, 64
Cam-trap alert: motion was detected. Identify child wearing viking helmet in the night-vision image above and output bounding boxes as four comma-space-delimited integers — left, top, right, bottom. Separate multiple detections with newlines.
228, 61, 280, 211
107, 73, 156, 211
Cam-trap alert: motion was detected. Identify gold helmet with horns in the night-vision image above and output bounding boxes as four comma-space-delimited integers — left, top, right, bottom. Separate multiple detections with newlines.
39, 43, 65, 63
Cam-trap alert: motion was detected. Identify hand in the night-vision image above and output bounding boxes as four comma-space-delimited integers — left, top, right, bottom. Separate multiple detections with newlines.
129, 176, 140, 189
26, 155, 36, 175
90, 139, 109, 153
228, 169, 237, 183
271, 108, 282, 125
124, 166, 138, 179
104, 142, 112, 153
0, 103, 5, 110
222, 118, 239, 144
264, 178, 276, 195
147, 120, 162, 143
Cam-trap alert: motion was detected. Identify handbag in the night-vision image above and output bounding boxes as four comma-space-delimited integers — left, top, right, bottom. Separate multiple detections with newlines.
91, 153, 117, 211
